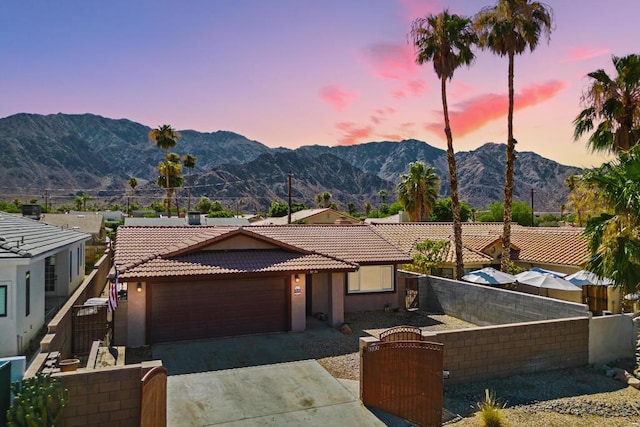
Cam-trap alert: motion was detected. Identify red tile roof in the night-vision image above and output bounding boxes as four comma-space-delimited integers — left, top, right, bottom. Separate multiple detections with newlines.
114, 224, 411, 279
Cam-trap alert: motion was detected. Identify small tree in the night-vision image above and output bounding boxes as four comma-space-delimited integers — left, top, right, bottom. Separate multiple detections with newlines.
195, 196, 212, 214
407, 240, 450, 274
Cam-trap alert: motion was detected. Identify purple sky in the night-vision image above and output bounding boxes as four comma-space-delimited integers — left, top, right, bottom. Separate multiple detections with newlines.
1, 0, 637, 167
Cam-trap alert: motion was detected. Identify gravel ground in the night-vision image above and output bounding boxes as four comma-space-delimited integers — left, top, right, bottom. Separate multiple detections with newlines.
313, 310, 475, 381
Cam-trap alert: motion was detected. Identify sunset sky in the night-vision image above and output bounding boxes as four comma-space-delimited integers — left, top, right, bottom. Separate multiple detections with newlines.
1, 0, 637, 168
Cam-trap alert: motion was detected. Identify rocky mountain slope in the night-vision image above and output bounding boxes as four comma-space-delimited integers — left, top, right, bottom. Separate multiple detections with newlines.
0, 113, 583, 212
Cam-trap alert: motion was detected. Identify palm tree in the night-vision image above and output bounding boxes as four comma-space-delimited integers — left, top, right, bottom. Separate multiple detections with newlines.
156, 156, 184, 217
321, 192, 332, 208
315, 194, 323, 207
364, 201, 372, 216
182, 154, 197, 210
581, 146, 640, 371
378, 190, 388, 206
397, 162, 440, 222
474, 0, 554, 272
127, 177, 138, 216
574, 54, 640, 154
411, 10, 477, 280
149, 124, 180, 217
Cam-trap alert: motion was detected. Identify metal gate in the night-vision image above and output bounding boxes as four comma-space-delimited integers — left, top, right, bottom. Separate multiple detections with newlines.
405, 277, 419, 310
140, 366, 167, 427
362, 340, 443, 427
72, 304, 109, 355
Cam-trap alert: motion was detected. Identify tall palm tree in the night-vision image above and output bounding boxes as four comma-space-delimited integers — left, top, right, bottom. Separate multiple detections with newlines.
127, 177, 138, 217
397, 162, 440, 222
156, 156, 184, 217
149, 124, 180, 217
411, 10, 477, 280
182, 154, 197, 211
474, 0, 554, 272
581, 146, 640, 371
574, 54, 640, 154
378, 190, 388, 206
321, 192, 332, 208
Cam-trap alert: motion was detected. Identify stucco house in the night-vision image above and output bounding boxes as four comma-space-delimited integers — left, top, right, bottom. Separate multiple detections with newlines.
112, 224, 411, 346
252, 208, 361, 225
0, 213, 91, 357
40, 213, 107, 262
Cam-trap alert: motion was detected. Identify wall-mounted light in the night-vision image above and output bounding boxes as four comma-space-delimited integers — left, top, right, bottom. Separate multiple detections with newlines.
294, 274, 300, 283
137, 282, 143, 293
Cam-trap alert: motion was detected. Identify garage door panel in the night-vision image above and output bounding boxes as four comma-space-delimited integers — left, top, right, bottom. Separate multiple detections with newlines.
150, 278, 288, 343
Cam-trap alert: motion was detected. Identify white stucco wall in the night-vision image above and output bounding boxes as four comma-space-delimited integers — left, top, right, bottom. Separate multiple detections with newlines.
589, 313, 636, 364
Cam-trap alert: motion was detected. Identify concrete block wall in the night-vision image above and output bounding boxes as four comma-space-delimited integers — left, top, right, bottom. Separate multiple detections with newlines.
53, 360, 161, 427
41, 251, 111, 358
424, 317, 589, 385
421, 276, 590, 326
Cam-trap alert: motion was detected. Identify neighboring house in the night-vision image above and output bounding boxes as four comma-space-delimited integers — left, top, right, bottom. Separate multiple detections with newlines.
124, 216, 250, 226
371, 222, 615, 308
96, 210, 125, 223
112, 224, 411, 346
0, 213, 91, 357
252, 208, 361, 225
40, 213, 107, 262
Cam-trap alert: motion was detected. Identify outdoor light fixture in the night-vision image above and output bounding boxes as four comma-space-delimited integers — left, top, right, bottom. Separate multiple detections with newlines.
294, 274, 300, 283
137, 282, 142, 293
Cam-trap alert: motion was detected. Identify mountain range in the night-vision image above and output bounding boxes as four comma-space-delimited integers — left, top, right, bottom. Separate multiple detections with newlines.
0, 113, 584, 213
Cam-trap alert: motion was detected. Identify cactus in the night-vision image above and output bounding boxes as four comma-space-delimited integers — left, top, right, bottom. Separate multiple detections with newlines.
6, 373, 68, 427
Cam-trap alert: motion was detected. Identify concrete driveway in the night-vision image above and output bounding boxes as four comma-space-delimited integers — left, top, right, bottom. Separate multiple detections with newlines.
166, 360, 386, 426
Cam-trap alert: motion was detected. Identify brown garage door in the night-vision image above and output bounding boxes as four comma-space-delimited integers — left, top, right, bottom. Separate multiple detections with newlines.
150, 277, 289, 344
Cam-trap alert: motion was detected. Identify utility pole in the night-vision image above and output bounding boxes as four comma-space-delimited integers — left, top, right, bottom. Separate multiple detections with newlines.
288, 171, 293, 225
531, 188, 535, 227
44, 189, 49, 212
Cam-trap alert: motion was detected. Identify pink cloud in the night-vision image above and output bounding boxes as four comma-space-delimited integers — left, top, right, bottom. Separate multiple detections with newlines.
319, 85, 358, 111
335, 122, 374, 145
370, 106, 398, 124
391, 90, 406, 99
563, 45, 610, 62
425, 80, 566, 136
400, 122, 415, 132
362, 43, 418, 80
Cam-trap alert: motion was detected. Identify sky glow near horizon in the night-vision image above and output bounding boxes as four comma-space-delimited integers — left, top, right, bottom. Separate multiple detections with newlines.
1, 0, 637, 168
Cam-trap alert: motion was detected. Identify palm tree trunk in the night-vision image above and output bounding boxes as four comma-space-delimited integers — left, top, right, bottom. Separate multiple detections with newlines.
164, 148, 171, 217
502, 51, 516, 273
442, 77, 464, 280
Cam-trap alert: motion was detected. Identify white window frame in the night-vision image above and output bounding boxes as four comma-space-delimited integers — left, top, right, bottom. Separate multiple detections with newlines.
348, 265, 394, 294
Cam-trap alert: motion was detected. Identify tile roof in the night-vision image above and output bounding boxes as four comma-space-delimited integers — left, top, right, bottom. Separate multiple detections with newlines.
0, 212, 91, 259
371, 223, 588, 267
120, 250, 355, 279
251, 209, 360, 225
113, 224, 411, 278
246, 225, 411, 264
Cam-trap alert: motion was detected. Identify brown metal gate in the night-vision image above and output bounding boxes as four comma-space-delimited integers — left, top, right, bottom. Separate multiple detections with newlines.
362, 340, 443, 427
405, 277, 419, 310
140, 366, 167, 427
72, 304, 109, 355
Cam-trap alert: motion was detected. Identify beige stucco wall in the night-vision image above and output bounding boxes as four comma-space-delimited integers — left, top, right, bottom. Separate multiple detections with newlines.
329, 273, 345, 327
204, 235, 279, 251
290, 274, 305, 332
126, 281, 147, 347
589, 313, 636, 364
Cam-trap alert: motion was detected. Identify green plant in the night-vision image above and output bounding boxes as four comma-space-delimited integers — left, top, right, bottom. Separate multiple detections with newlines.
476, 389, 506, 427
7, 373, 69, 426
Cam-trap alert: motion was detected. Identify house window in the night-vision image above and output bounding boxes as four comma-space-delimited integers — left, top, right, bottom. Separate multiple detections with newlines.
348, 265, 394, 293
0, 285, 7, 317
25, 272, 30, 317
45, 256, 56, 292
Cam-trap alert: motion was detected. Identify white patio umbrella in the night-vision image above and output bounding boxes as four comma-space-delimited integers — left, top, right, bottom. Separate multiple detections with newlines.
529, 267, 567, 278
461, 267, 516, 285
565, 270, 614, 286
516, 272, 582, 293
